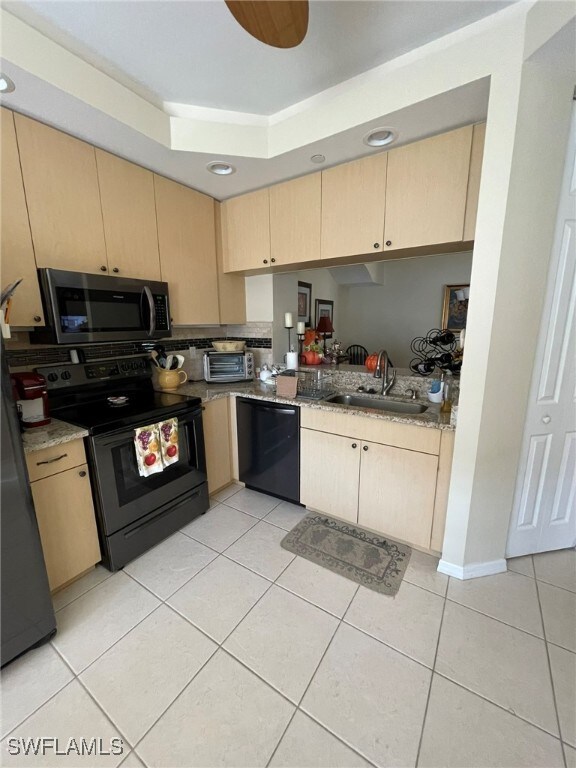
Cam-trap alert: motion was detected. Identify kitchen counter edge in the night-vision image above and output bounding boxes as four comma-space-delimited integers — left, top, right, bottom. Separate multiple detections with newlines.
173, 381, 456, 431
22, 419, 90, 454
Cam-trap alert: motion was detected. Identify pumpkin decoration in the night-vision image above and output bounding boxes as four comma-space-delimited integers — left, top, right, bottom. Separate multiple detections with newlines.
365, 353, 379, 372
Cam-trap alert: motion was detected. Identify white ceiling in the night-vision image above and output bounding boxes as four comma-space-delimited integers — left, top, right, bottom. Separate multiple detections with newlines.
0, 0, 520, 198
4, 0, 514, 114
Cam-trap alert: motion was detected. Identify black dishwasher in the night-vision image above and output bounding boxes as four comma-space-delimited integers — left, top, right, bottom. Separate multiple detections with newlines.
236, 397, 300, 504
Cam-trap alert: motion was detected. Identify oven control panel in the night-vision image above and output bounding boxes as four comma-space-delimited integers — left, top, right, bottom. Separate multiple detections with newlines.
37, 357, 150, 390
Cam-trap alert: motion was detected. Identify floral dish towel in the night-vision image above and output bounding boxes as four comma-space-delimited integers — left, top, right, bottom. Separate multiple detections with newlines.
159, 418, 179, 467
134, 424, 163, 477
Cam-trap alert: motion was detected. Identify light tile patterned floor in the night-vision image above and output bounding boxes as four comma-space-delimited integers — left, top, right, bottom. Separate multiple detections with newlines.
1, 483, 575, 767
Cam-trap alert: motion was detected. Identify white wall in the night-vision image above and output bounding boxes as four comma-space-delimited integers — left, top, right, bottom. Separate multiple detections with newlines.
245, 275, 274, 322
272, 268, 343, 360
338, 252, 473, 366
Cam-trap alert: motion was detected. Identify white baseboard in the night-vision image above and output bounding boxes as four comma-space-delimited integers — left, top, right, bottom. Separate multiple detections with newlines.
437, 558, 507, 580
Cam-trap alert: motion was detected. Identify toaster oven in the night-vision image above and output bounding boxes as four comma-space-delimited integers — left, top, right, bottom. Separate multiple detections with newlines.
203, 351, 254, 383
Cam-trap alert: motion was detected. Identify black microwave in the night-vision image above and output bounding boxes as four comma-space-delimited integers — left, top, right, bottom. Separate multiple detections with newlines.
31, 269, 171, 344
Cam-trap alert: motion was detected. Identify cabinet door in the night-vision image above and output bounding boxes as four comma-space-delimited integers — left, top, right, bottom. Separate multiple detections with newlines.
300, 428, 361, 523
31, 464, 101, 592
15, 114, 108, 275
203, 397, 232, 494
221, 188, 271, 272
95, 149, 161, 281
384, 126, 473, 251
270, 173, 321, 265
358, 441, 438, 549
463, 123, 486, 242
155, 175, 220, 325
214, 203, 246, 324
321, 153, 387, 259
0, 109, 44, 327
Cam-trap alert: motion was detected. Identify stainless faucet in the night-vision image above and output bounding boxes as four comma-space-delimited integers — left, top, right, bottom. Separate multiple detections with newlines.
373, 349, 396, 395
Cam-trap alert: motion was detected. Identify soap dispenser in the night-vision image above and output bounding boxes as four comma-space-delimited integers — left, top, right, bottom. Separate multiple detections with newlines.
440, 371, 453, 413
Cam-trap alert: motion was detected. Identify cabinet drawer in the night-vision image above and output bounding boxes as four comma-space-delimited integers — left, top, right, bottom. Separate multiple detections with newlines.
301, 408, 440, 454
26, 439, 87, 482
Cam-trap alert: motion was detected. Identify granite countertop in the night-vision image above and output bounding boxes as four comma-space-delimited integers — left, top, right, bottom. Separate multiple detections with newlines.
169, 379, 455, 431
22, 418, 89, 454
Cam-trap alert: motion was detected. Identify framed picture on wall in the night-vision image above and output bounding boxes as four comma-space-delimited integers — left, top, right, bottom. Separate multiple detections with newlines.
298, 281, 312, 327
442, 284, 470, 332
315, 299, 334, 338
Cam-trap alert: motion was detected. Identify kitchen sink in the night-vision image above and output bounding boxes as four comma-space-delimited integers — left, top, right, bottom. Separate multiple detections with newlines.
323, 394, 428, 414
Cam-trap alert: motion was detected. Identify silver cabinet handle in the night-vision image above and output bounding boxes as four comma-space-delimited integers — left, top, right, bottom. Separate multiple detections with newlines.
542, 415, 551, 424
142, 286, 156, 338
37, 453, 67, 466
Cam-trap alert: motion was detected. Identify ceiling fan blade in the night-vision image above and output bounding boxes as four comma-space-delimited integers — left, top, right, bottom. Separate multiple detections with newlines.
225, 0, 309, 49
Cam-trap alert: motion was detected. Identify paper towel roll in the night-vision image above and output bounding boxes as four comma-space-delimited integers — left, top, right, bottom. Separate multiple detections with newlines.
286, 352, 298, 371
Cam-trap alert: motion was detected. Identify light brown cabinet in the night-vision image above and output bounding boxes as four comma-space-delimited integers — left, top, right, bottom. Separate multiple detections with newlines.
155, 175, 220, 325
0, 109, 44, 327
95, 149, 161, 281
203, 397, 233, 493
215, 203, 246, 324
270, 174, 321, 265
26, 440, 101, 592
299, 409, 452, 552
321, 153, 388, 259
221, 188, 271, 271
463, 123, 486, 241
300, 429, 361, 523
384, 126, 473, 251
357, 440, 438, 549
15, 113, 108, 275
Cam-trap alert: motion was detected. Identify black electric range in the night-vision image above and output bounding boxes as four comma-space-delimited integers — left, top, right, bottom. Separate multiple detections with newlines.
36, 356, 209, 571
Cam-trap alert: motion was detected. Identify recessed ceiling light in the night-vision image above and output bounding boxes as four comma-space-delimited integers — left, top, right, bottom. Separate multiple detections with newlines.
363, 128, 397, 148
207, 161, 236, 176
0, 74, 15, 94
310, 154, 325, 164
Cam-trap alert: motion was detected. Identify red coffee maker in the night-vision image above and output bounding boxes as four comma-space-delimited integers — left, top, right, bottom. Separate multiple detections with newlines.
11, 372, 51, 429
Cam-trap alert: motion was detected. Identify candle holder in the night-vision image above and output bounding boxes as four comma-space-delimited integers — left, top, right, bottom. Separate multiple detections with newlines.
285, 324, 293, 352
297, 333, 305, 362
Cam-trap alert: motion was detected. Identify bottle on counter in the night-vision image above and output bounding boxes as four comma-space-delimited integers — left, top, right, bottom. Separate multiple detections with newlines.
440, 371, 453, 413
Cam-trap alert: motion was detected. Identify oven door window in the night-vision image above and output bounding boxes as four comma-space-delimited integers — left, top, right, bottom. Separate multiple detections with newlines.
208, 353, 245, 377
56, 287, 144, 335
90, 411, 206, 535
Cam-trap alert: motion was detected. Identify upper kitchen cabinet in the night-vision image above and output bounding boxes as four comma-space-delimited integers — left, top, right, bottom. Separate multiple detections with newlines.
321, 152, 388, 259
214, 204, 246, 324
270, 173, 321, 265
95, 150, 161, 281
383, 126, 473, 251
221, 188, 271, 272
0, 109, 44, 327
463, 123, 487, 242
14, 113, 108, 275
154, 175, 220, 325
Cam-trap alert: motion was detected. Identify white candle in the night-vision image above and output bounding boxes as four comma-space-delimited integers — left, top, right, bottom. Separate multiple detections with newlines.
284, 312, 293, 328
297, 321, 305, 334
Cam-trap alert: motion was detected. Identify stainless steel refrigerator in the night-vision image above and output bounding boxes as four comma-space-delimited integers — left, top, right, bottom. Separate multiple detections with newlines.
1, 344, 56, 667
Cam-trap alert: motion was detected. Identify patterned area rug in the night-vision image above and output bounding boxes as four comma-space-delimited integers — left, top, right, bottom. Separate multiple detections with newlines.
281, 513, 411, 597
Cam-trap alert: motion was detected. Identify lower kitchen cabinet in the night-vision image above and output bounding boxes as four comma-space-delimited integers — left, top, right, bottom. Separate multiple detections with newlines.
300, 410, 452, 552
357, 440, 438, 549
203, 398, 232, 494
26, 441, 101, 592
300, 429, 360, 523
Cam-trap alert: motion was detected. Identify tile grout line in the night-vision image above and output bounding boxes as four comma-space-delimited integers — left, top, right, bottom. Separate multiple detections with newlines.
414, 579, 449, 767
431, 669, 567, 744
534, 577, 568, 768
442, 594, 547, 642
52, 569, 114, 614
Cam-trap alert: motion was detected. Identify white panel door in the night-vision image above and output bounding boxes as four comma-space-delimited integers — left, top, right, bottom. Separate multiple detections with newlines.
507, 106, 576, 557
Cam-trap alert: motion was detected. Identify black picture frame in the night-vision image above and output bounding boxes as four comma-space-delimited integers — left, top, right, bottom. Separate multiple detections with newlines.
315, 299, 334, 339
297, 281, 312, 327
